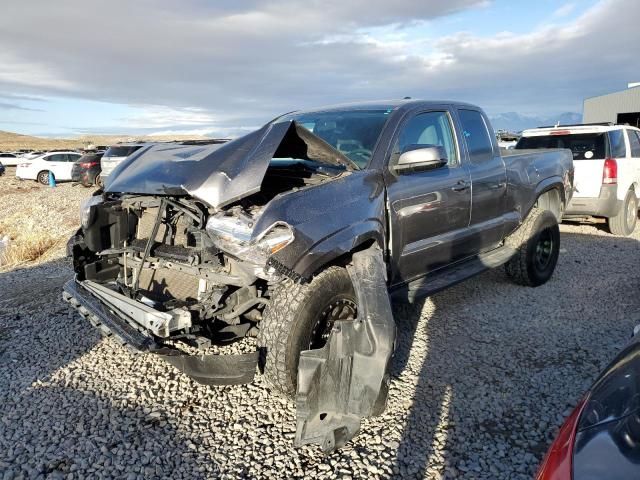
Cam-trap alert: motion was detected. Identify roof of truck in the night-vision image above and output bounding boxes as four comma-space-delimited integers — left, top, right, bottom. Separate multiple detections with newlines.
286, 99, 481, 115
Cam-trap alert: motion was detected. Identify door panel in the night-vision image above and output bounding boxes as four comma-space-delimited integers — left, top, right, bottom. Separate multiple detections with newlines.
457, 109, 507, 251
627, 130, 640, 188
385, 110, 471, 285
45, 154, 65, 178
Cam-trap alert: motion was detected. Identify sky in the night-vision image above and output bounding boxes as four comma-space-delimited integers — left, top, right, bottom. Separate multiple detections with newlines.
0, 0, 636, 137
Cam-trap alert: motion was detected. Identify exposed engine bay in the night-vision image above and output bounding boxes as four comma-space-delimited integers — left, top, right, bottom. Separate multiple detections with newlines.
69, 160, 344, 348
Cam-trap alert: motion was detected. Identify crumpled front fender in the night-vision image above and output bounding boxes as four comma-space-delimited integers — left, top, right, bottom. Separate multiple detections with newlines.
295, 246, 396, 452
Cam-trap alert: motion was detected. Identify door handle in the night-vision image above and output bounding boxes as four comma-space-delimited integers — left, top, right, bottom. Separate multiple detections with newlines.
451, 180, 470, 192
488, 182, 506, 190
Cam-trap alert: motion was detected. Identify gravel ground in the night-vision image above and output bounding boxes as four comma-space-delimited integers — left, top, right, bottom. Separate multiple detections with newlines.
1, 172, 639, 479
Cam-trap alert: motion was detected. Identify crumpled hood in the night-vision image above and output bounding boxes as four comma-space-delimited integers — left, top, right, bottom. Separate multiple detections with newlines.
105, 121, 356, 209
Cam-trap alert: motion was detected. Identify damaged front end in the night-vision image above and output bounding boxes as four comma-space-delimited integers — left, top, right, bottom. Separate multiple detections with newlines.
65, 193, 275, 384
64, 120, 356, 386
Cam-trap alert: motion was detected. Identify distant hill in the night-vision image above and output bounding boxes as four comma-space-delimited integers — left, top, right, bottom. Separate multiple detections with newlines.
489, 112, 582, 133
0, 131, 211, 151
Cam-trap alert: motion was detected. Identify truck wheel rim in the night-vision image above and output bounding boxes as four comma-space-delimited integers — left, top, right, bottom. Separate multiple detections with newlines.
309, 298, 356, 349
534, 229, 554, 271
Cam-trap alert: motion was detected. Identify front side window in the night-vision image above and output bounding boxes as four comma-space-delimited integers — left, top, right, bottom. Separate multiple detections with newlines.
395, 111, 458, 165
458, 109, 494, 163
628, 130, 640, 157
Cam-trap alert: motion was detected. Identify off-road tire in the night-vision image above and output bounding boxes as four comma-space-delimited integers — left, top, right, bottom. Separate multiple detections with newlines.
607, 189, 638, 236
37, 170, 51, 185
504, 208, 560, 287
258, 266, 355, 397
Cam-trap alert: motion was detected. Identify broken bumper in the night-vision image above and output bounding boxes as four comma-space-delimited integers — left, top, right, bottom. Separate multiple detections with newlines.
62, 278, 258, 385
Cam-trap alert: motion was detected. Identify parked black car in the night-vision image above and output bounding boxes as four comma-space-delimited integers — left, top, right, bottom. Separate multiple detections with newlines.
71, 152, 104, 187
0, 161, 5, 176
536, 327, 640, 479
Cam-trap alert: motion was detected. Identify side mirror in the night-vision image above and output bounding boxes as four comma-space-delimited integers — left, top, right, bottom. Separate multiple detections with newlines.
392, 145, 448, 174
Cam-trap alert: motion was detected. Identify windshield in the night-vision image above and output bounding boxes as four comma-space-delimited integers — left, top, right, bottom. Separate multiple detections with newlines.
104, 145, 143, 158
278, 109, 391, 168
516, 133, 606, 160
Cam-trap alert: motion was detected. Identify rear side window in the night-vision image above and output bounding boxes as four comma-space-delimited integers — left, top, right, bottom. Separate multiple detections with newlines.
458, 109, 494, 163
628, 130, 640, 157
608, 130, 627, 158
104, 146, 143, 157
516, 133, 606, 160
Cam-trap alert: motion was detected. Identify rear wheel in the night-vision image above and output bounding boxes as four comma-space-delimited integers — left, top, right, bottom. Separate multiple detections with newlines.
258, 266, 356, 397
95, 174, 103, 188
607, 190, 638, 236
504, 208, 560, 287
37, 170, 51, 185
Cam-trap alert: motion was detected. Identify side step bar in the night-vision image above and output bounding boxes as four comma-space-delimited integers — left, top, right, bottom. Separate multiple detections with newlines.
390, 244, 515, 303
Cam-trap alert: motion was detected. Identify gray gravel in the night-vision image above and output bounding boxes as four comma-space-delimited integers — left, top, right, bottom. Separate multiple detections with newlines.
1, 179, 639, 479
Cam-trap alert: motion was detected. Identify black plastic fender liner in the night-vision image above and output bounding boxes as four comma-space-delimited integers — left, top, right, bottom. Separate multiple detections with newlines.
295, 246, 396, 452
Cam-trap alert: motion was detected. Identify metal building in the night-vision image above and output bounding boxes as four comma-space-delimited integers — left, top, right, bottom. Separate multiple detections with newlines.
583, 84, 640, 127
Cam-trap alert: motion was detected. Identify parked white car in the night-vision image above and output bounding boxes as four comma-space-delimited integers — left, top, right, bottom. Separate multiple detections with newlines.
16, 151, 83, 184
0, 152, 21, 166
517, 123, 640, 236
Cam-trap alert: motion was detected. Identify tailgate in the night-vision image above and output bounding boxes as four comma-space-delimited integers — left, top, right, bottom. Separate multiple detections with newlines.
572, 159, 604, 198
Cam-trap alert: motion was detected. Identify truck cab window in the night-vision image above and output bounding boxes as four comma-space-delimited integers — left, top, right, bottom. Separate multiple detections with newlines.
459, 109, 494, 163
396, 111, 458, 165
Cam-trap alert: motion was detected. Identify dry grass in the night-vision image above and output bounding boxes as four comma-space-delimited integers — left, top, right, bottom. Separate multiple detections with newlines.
0, 215, 61, 271
0, 233, 59, 268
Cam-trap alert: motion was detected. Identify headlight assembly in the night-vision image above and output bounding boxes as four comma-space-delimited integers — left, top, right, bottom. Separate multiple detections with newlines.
206, 215, 294, 265
80, 195, 103, 229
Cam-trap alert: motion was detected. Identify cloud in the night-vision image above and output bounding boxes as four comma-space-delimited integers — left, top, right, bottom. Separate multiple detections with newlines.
0, 0, 637, 131
0, 101, 43, 112
120, 106, 217, 129
552, 3, 576, 18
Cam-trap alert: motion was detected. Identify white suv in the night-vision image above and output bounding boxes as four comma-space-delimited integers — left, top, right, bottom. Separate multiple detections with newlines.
517, 123, 640, 236
100, 143, 148, 185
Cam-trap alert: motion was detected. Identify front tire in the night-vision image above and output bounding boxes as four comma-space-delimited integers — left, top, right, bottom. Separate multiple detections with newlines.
607, 190, 638, 236
504, 208, 560, 287
258, 266, 356, 397
37, 170, 51, 185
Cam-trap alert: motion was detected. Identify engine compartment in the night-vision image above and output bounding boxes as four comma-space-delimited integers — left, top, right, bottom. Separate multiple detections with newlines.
70, 159, 344, 345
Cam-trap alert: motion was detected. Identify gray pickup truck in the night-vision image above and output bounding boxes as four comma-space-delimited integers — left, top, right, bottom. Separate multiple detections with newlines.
64, 100, 573, 450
